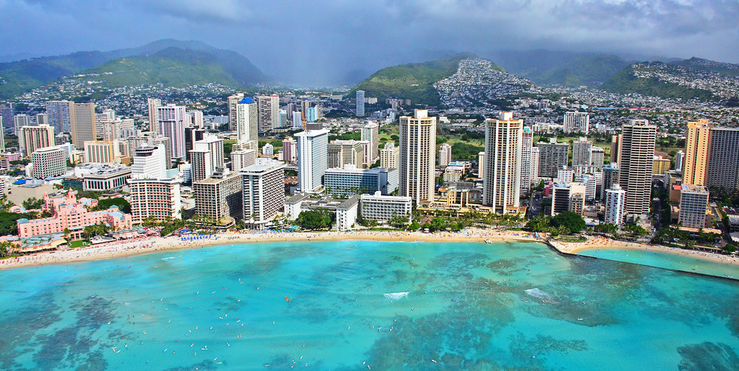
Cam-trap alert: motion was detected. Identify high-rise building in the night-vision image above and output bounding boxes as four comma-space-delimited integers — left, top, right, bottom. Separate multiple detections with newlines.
241, 158, 286, 227
305, 106, 321, 122
292, 111, 303, 130
601, 163, 620, 199
611, 134, 622, 165
71, 103, 96, 148
619, 119, 656, 216
0, 120, 4, 152
189, 110, 204, 129
157, 104, 187, 160
538, 138, 569, 178
128, 143, 181, 223
674, 150, 685, 172
381, 142, 399, 170
324, 166, 398, 196
707, 128, 739, 191
572, 137, 592, 167
563, 112, 589, 134
399, 109, 436, 205
483, 112, 523, 214
520, 128, 533, 195
19, 125, 54, 156
683, 120, 712, 186
231, 148, 257, 172
147, 98, 161, 135
590, 147, 605, 169
604, 184, 626, 226
361, 123, 379, 164
227, 93, 244, 132
438, 143, 452, 167
84, 141, 119, 163
257, 95, 280, 132
653, 156, 671, 175
0, 103, 13, 132
13, 114, 31, 137
282, 137, 297, 163
184, 127, 206, 161
477, 151, 486, 179
360, 192, 413, 223
262, 143, 274, 156
678, 184, 709, 228
46, 100, 73, 133
328, 140, 364, 169
530, 148, 540, 185
551, 182, 586, 216
31, 146, 66, 179
236, 97, 258, 147
356, 90, 365, 117
296, 128, 329, 193
36, 113, 49, 127
194, 169, 242, 220
189, 135, 223, 184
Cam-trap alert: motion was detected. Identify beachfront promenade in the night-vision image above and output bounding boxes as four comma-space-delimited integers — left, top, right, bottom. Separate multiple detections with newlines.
2, 229, 738, 271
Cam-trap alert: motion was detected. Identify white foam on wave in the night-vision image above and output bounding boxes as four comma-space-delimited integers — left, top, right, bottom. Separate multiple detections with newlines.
524, 288, 556, 303
384, 292, 409, 300
161, 257, 176, 261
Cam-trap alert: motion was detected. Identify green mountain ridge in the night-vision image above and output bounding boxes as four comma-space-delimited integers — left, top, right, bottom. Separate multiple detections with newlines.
488, 50, 629, 87
349, 53, 487, 106
0, 39, 266, 99
600, 62, 716, 100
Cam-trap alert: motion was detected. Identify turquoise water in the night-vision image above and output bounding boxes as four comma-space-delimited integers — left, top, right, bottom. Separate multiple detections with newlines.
2, 241, 739, 370
579, 247, 739, 279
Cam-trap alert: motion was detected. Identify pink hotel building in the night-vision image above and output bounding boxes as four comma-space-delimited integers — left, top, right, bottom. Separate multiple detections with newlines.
17, 189, 132, 239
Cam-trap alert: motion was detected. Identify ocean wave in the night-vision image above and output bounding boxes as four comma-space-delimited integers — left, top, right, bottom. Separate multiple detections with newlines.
161, 257, 176, 261
384, 292, 409, 300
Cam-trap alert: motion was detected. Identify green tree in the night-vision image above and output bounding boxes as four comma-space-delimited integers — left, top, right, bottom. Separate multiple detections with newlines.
297, 209, 334, 230
551, 212, 586, 234
92, 198, 131, 213
22, 197, 44, 210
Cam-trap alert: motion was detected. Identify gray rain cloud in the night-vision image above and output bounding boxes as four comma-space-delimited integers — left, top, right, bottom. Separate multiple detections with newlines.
1, 0, 738, 85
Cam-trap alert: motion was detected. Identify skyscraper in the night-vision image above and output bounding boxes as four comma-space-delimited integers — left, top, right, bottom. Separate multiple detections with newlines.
563, 112, 589, 134
147, 98, 161, 135
361, 123, 379, 164
678, 184, 709, 228
381, 143, 399, 170
572, 137, 592, 167
236, 97, 258, 148
128, 144, 182, 223
683, 120, 712, 186
227, 93, 244, 132
611, 134, 622, 165
619, 119, 656, 216
530, 148, 540, 185
30, 146, 66, 179
13, 114, 31, 137
399, 109, 436, 205
438, 143, 452, 167
189, 135, 224, 183
36, 113, 49, 127
328, 140, 364, 169
478, 151, 486, 180
46, 100, 73, 133
590, 147, 605, 169
241, 159, 286, 227
674, 150, 685, 172
483, 112, 523, 214
296, 128, 329, 193
71, 103, 96, 148
282, 137, 297, 163
257, 95, 280, 132
157, 104, 187, 160
538, 139, 569, 178
707, 128, 739, 191
20, 125, 55, 156
356, 90, 365, 117
604, 184, 626, 226
520, 128, 533, 194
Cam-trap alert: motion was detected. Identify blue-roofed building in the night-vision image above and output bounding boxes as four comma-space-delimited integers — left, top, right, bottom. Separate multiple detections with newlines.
239, 97, 255, 104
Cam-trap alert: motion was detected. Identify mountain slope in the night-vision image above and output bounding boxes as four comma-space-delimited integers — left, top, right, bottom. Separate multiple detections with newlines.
600, 61, 739, 100
63, 47, 266, 89
349, 53, 484, 106
672, 57, 739, 77
489, 50, 629, 87
0, 39, 265, 99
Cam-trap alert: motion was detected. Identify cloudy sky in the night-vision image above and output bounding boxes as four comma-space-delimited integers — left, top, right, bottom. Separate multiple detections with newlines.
1, 0, 738, 84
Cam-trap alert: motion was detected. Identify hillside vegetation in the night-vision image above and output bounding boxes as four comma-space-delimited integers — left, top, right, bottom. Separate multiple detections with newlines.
349, 53, 477, 106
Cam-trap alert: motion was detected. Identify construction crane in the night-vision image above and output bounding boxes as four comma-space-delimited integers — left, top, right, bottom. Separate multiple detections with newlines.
302, 110, 307, 131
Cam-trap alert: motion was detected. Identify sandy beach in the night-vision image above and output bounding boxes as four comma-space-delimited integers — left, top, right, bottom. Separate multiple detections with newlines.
3, 228, 738, 272
0, 229, 540, 270
552, 236, 739, 267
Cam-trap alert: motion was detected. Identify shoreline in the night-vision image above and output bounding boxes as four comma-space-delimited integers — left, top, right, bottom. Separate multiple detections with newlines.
0, 229, 540, 271
551, 236, 739, 267
2, 230, 738, 275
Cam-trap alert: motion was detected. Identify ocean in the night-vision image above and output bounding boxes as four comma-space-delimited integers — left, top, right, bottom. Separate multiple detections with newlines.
1, 240, 738, 370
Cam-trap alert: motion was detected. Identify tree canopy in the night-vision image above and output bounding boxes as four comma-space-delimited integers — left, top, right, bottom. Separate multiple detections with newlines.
551, 212, 586, 234
296, 209, 335, 230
